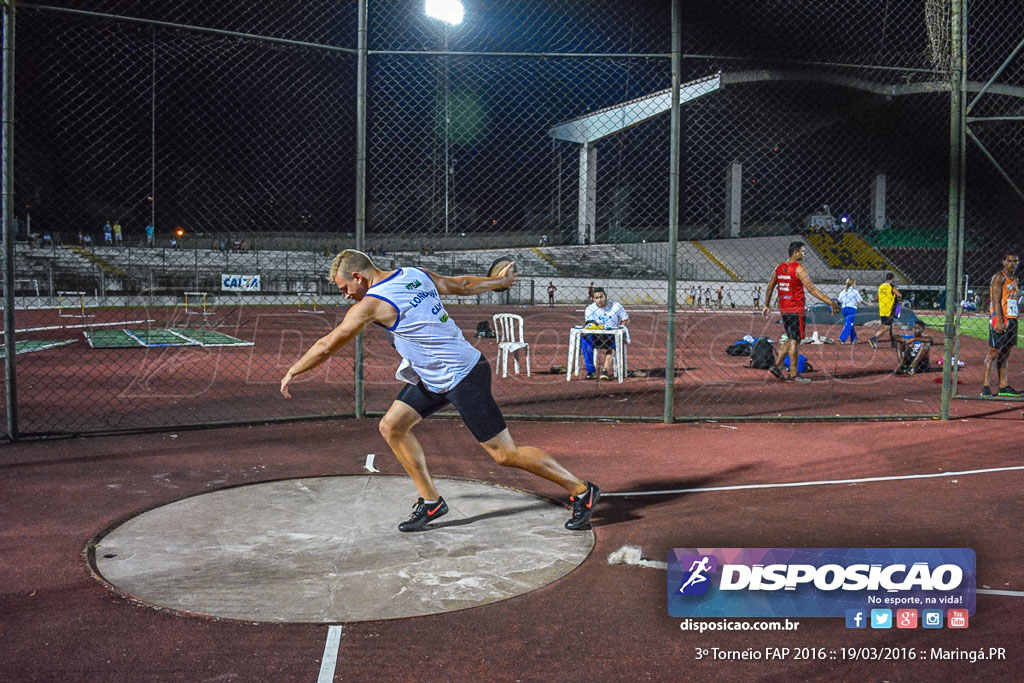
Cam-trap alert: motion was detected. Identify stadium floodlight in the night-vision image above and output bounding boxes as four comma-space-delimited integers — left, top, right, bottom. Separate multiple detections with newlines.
425, 0, 464, 26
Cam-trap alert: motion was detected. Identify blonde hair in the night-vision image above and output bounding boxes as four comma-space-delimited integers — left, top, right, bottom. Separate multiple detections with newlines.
845, 278, 855, 288
328, 249, 378, 281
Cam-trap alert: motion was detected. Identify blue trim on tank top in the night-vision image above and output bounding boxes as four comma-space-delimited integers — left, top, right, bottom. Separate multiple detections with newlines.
364, 293, 401, 330
370, 268, 403, 288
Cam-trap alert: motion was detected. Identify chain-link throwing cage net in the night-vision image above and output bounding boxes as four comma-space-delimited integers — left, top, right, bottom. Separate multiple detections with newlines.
5, 0, 1022, 437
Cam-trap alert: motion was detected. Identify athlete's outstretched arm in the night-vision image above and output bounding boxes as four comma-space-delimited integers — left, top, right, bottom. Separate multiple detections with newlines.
427, 262, 518, 296
796, 265, 840, 312
280, 298, 381, 398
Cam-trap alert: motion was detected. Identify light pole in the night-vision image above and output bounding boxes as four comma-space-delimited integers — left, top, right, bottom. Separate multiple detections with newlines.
425, 1, 463, 236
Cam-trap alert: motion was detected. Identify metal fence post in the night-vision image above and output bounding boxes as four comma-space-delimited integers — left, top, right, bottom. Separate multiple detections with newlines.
663, 0, 681, 423
2, 0, 18, 440
941, 0, 967, 420
353, 0, 367, 419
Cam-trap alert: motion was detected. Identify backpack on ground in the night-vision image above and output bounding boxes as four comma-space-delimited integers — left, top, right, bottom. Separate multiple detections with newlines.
749, 337, 775, 369
725, 342, 752, 356
476, 320, 496, 338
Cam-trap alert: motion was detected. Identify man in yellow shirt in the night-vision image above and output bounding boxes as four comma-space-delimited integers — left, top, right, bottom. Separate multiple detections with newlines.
869, 272, 900, 349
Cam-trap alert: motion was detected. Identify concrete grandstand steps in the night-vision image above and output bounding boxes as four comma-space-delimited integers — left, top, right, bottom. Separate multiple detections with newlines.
695, 234, 891, 285
876, 247, 946, 286
540, 245, 665, 279
617, 241, 728, 281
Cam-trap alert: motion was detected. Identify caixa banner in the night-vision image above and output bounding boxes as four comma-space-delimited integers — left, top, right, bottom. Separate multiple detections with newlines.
221, 274, 261, 292
667, 548, 975, 618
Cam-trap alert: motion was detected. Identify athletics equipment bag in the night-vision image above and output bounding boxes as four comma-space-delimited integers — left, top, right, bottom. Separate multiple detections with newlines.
749, 337, 776, 369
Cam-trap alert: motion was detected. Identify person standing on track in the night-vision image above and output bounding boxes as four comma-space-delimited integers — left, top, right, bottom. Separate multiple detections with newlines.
762, 241, 840, 382
280, 249, 600, 532
869, 272, 901, 349
547, 281, 557, 307
837, 278, 864, 344
982, 253, 1021, 397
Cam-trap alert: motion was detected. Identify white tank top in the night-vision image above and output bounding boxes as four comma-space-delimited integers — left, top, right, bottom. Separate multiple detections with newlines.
366, 267, 481, 393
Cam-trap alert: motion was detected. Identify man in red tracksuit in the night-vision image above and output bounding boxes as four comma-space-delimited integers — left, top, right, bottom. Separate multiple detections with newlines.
762, 241, 840, 382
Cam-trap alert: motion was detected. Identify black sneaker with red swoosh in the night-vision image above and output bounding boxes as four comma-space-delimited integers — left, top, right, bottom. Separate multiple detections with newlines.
565, 482, 601, 530
398, 497, 449, 532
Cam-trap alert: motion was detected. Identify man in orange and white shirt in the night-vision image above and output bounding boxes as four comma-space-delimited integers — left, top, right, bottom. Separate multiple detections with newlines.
982, 253, 1020, 397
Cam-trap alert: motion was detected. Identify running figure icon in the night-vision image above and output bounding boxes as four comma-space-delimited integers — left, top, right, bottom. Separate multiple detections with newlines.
678, 556, 712, 593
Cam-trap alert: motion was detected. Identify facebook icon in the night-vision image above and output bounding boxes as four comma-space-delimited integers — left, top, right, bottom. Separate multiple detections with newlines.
845, 609, 867, 629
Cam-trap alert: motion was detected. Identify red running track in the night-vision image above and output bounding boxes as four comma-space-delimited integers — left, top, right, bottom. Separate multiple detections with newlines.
1, 402, 1022, 680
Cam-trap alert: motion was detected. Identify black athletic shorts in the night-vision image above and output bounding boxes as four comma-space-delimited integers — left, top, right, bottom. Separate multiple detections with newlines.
396, 357, 507, 443
990, 318, 1019, 349
879, 315, 894, 327
781, 313, 805, 342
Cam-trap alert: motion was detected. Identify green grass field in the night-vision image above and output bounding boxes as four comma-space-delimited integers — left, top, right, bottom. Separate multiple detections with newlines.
918, 314, 1024, 345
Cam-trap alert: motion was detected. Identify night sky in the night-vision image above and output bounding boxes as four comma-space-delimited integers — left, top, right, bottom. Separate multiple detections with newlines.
12, 1, 1022, 248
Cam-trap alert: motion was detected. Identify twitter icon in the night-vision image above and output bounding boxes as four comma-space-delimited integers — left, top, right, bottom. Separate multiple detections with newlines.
870, 609, 892, 629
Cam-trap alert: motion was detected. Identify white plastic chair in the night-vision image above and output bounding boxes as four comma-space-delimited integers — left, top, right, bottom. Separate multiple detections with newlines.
492, 313, 530, 377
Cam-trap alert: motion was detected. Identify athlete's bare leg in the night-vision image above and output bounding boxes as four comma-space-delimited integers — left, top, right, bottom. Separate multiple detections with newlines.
378, 400, 439, 500
997, 346, 1012, 388
983, 347, 1001, 389
788, 341, 800, 377
480, 428, 587, 496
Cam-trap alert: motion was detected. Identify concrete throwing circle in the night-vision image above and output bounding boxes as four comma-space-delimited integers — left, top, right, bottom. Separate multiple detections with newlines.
92, 476, 593, 623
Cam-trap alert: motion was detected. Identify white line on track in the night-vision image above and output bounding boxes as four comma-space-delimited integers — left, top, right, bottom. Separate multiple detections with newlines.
601, 464, 1024, 498
0, 319, 156, 335
317, 625, 343, 683
977, 589, 1024, 597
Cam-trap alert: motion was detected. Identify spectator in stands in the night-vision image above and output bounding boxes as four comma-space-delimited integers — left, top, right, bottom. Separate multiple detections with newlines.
837, 278, 864, 344
982, 253, 1021, 397
547, 282, 556, 307
581, 287, 629, 381
762, 241, 840, 383
868, 273, 901, 349
113, 221, 122, 246
103, 221, 113, 245
895, 319, 933, 375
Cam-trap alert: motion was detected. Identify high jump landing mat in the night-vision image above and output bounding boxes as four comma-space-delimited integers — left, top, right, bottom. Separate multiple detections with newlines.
83, 328, 253, 348
0, 339, 78, 358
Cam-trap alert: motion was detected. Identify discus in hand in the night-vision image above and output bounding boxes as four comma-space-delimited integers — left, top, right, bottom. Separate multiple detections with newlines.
487, 256, 517, 292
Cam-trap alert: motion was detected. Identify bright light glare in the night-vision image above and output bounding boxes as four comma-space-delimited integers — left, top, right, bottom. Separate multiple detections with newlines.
425, 0, 464, 25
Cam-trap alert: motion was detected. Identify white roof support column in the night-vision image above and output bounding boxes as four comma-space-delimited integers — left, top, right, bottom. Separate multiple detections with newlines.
870, 172, 887, 229
578, 142, 597, 245
725, 161, 743, 237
